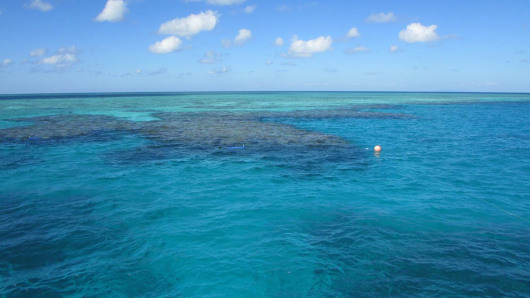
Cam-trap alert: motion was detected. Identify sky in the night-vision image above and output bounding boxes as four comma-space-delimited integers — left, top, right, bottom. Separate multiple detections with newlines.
0, 0, 529, 93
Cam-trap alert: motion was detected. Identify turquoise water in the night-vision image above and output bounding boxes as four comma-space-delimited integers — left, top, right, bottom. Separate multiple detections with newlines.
1, 92, 529, 296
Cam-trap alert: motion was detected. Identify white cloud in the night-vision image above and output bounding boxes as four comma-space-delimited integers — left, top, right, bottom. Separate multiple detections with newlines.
199, 51, 221, 64
207, 0, 245, 5
399, 23, 440, 43
345, 46, 370, 54
149, 36, 183, 54
235, 29, 252, 45
1, 59, 12, 67
26, 0, 53, 12
40, 46, 79, 68
390, 45, 399, 52
158, 10, 219, 37
95, 0, 128, 22
366, 12, 395, 23
223, 29, 252, 47
42, 54, 75, 65
136, 69, 141, 74
347, 27, 360, 38
184, 0, 245, 5
265, 60, 273, 65
30, 48, 46, 57
244, 5, 256, 13
207, 67, 230, 75
221, 39, 232, 47
289, 36, 333, 58
275, 37, 284, 46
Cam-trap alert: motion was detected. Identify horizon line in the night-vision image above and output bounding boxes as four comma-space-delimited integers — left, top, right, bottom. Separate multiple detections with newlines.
2, 90, 530, 97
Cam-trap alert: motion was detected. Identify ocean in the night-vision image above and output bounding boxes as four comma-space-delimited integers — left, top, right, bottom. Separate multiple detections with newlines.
1, 92, 529, 296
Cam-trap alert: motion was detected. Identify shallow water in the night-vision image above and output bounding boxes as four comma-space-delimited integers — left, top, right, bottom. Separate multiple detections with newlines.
1, 92, 529, 296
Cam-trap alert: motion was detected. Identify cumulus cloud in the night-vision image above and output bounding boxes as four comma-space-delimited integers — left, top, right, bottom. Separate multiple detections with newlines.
31, 47, 81, 73
244, 5, 256, 13
289, 35, 333, 58
95, 0, 128, 22
399, 23, 440, 43
223, 29, 252, 47
25, 0, 53, 12
275, 37, 284, 46
40, 46, 79, 68
41, 54, 75, 65
345, 46, 370, 54
30, 48, 46, 57
390, 45, 399, 52
199, 51, 222, 64
207, 67, 230, 75
347, 27, 360, 38
207, 0, 245, 5
366, 12, 395, 23
149, 36, 183, 54
158, 10, 218, 37
1, 59, 12, 67
235, 29, 251, 45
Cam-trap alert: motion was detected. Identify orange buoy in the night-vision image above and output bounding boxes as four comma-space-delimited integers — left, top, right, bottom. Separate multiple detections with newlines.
374, 145, 381, 152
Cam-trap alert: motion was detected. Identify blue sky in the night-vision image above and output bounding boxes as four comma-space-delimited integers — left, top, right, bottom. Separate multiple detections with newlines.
0, 0, 529, 93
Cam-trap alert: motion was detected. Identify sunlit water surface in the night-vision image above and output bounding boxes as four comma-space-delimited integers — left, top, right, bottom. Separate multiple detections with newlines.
1, 92, 529, 296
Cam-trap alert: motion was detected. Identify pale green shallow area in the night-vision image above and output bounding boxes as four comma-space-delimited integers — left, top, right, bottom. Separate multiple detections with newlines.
0, 92, 528, 121
1, 92, 529, 297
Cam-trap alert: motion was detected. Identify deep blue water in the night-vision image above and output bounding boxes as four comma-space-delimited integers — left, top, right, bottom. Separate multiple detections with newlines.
1, 92, 529, 296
